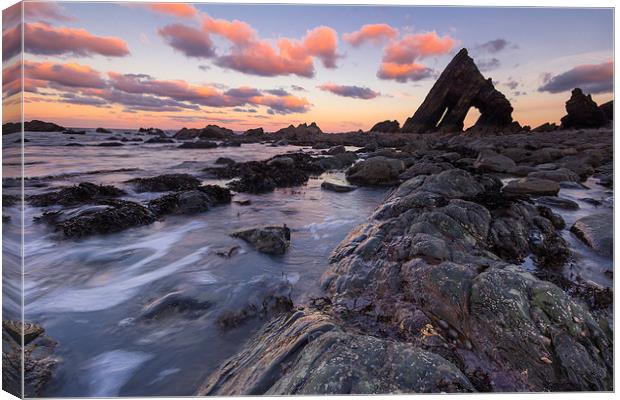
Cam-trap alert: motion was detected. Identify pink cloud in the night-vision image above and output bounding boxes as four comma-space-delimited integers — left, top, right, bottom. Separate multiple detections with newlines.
343, 24, 398, 47
8, 60, 311, 115
145, 3, 198, 19
377, 31, 454, 82
377, 62, 432, 82
383, 31, 454, 64
23, 60, 107, 89
2, 22, 130, 60
156, 14, 339, 77
202, 15, 256, 45
158, 24, 215, 58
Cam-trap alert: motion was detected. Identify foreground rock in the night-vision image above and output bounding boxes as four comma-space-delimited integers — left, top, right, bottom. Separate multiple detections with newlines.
502, 177, 560, 196
205, 153, 324, 194
201, 310, 473, 395
321, 180, 356, 192
345, 156, 404, 186
401, 49, 515, 134
146, 185, 231, 217
28, 182, 125, 207
126, 173, 201, 192
2, 321, 58, 397
231, 225, 291, 255
204, 163, 611, 393
560, 88, 609, 129
570, 213, 613, 258
46, 200, 157, 238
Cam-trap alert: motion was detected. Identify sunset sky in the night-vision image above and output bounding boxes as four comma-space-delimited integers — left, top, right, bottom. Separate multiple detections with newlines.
2, 1, 614, 132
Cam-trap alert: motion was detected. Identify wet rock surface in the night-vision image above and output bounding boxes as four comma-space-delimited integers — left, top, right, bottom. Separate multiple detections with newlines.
126, 173, 201, 192
570, 213, 613, 258
231, 225, 291, 255
345, 156, 404, 186
2, 321, 58, 397
28, 182, 126, 207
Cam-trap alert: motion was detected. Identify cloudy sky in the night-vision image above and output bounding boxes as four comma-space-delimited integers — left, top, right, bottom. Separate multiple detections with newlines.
2, 1, 614, 131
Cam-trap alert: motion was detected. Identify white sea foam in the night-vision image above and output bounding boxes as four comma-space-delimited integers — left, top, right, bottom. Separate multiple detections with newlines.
83, 350, 152, 396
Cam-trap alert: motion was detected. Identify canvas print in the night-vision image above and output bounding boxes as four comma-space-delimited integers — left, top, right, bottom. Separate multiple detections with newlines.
1, 1, 614, 397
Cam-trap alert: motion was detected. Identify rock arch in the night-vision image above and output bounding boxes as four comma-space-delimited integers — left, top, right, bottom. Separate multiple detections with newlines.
401, 48, 516, 134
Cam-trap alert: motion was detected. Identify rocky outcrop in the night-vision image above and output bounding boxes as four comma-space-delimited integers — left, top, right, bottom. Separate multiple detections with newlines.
345, 156, 405, 186
560, 88, 608, 129
126, 173, 201, 192
146, 185, 232, 217
28, 182, 125, 207
50, 200, 157, 238
244, 127, 264, 136
95, 127, 112, 133
599, 100, 613, 121
201, 310, 474, 395
205, 153, 325, 194
174, 125, 234, 140
401, 49, 514, 134
3, 120, 65, 134
231, 225, 291, 255
204, 163, 610, 394
369, 120, 400, 133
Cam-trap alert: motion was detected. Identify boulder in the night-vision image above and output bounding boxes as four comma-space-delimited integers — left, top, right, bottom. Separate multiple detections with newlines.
401, 49, 514, 133
369, 120, 400, 133
95, 127, 112, 133
345, 156, 404, 186
570, 213, 613, 257
231, 225, 291, 255
536, 196, 579, 210
126, 173, 201, 192
560, 88, 608, 129
321, 180, 356, 193
146, 185, 231, 217
174, 125, 234, 140
502, 178, 560, 196
528, 168, 580, 183
139, 291, 211, 320
474, 149, 516, 172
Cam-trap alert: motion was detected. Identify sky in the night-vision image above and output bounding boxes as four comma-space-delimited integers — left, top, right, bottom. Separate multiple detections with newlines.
2, 1, 614, 132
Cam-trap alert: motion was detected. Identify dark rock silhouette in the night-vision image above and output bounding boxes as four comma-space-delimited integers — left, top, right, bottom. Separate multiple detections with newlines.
369, 120, 400, 133
560, 88, 608, 129
3, 120, 65, 134
599, 100, 613, 121
401, 48, 515, 134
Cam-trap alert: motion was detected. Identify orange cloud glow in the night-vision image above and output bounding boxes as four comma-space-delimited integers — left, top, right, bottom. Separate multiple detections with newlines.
343, 24, 398, 47
146, 3, 198, 19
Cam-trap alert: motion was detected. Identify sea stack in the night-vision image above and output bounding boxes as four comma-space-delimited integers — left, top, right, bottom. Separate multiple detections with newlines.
401, 48, 516, 134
